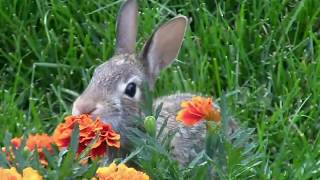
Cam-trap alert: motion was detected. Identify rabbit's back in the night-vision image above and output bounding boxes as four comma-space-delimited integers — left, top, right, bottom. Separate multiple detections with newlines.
154, 93, 207, 166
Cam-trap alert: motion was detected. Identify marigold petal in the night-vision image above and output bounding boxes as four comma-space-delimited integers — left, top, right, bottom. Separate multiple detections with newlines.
22, 167, 42, 180
53, 114, 120, 159
177, 109, 204, 126
176, 96, 221, 126
96, 163, 149, 180
91, 143, 107, 158
206, 109, 221, 122
4, 134, 54, 166
11, 138, 22, 148
0, 167, 22, 180
107, 139, 121, 148
96, 163, 117, 176
186, 104, 205, 117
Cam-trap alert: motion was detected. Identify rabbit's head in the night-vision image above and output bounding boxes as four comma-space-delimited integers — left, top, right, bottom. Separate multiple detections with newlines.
72, 0, 187, 141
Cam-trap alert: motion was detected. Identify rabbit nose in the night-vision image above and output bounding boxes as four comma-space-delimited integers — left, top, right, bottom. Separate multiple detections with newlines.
72, 98, 96, 115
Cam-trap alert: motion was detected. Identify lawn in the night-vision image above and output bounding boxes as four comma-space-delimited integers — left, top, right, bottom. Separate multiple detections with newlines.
0, 0, 320, 179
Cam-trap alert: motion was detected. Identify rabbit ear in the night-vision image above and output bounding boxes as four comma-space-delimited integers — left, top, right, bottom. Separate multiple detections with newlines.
115, 0, 138, 55
141, 16, 188, 87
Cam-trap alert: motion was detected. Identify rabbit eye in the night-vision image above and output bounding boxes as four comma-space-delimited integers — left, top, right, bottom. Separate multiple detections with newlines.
125, 82, 136, 98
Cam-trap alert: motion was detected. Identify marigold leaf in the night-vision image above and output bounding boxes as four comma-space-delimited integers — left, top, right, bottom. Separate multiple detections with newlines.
59, 150, 75, 178
43, 147, 57, 169
30, 146, 41, 170
154, 102, 163, 120
0, 151, 9, 168
78, 134, 99, 161
12, 135, 28, 171
156, 117, 169, 140
121, 146, 143, 164
82, 160, 99, 178
69, 123, 79, 154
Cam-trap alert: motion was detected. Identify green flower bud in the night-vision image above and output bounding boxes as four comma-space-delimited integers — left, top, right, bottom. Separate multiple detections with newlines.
144, 116, 156, 137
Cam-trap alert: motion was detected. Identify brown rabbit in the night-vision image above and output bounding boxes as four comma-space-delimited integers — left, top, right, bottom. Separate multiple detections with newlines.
72, 0, 237, 166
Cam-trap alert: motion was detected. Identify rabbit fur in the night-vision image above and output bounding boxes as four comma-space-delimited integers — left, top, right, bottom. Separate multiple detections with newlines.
72, 0, 238, 166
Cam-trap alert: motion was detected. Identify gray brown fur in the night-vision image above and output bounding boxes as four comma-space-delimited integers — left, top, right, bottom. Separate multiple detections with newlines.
72, 0, 238, 166
154, 93, 207, 166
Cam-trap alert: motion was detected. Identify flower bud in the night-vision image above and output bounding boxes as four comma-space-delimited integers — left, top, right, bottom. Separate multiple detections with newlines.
144, 116, 156, 137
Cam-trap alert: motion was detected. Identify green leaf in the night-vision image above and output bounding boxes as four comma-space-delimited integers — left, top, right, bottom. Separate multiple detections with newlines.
0, 151, 9, 168
140, 81, 154, 116
156, 117, 169, 140
82, 160, 99, 179
3, 132, 12, 156
59, 150, 76, 178
78, 134, 99, 161
12, 135, 28, 171
188, 150, 206, 169
191, 163, 210, 180
121, 146, 144, 164
43, 147, 58, 169
154, 102, 163, 120
30, 146, 42, 170
69, 123, 80, 154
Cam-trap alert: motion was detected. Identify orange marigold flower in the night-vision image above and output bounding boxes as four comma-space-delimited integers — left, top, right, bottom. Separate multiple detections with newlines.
1, 137, 22, 162
26, 134, 55, 166
0, 167, 42, 180
11, 137, 22, 148
176, 96, 221, 126
53, 114, 120, 158
2, 134, 54, 166
95, 162, 150, 180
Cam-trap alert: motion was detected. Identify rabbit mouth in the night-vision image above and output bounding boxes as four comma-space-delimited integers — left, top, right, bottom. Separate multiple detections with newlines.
96, 114, 122, 132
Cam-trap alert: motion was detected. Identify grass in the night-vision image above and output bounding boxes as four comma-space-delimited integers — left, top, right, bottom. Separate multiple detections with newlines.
0, 0, 320, 179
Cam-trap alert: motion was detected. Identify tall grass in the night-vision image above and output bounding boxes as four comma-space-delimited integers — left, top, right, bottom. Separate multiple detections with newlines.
1, 0, 320, 179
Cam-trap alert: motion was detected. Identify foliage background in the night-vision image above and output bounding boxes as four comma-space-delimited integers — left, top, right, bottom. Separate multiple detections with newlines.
0, 0, 320, 179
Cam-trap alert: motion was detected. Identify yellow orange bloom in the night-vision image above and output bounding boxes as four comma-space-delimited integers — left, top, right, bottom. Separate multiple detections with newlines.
96, 163, 149, 180
176, 96, 221, 126
0, 167, 42, 180
2, 134, 54, 166
0, 167, 21, 180
53, 114, 120, 158
22, 167, 42, 180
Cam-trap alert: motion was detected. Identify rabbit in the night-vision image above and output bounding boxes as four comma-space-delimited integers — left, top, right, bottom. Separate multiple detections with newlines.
72, 0, 238, 166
